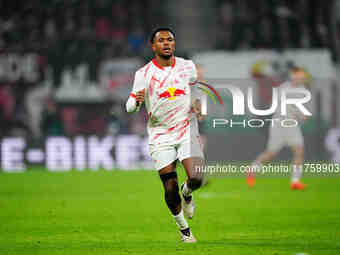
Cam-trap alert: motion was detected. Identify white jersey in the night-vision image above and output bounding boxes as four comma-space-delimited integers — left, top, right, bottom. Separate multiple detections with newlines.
126, 57, 200, 147
267, 81, 305, 152
273, 81, 306, 122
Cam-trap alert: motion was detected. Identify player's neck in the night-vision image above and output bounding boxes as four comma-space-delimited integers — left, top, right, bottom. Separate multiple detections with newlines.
155, 55, 175, 67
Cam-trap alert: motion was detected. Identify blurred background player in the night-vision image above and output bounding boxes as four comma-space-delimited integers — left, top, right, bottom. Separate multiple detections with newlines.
325, 125, 340, 164
126, 28, 205, 243
247, 67, 312, 190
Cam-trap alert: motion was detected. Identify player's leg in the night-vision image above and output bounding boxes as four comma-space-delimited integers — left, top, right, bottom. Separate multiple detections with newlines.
247, 125, 282, 187
152, 146, 196, 243
253, 150, 278, 165
177, 134, 205, 219
256, 124, 283, 166
159, 163, 181, 215
158, 164, 197, 242
198, 134, 210, 186
288, 127, 306, 190
290, 145, 306, 190
247, 150, 278, 187
181, 156, 204, 192
180, 157, 204, 219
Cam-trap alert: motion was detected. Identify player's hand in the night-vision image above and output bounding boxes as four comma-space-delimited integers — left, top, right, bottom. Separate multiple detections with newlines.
292, 112, 309, 122
136, 89, 145, 106
192, 99, 204, 121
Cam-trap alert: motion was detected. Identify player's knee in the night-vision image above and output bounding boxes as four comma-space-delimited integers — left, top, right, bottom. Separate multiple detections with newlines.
160, 172, 181, 210
294, 147, 304, 159
164, 184, 181, 210
188, 176, 203, 190
264, 150, 277, 160
164, 178, 179, 193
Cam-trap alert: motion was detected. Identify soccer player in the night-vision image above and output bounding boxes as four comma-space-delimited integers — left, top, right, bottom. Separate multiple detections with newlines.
247, 67, 311, 190
126, 28, 204, 243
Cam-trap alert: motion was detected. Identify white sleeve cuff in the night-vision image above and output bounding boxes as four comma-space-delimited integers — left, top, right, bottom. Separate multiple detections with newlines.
126, 94, 137, 113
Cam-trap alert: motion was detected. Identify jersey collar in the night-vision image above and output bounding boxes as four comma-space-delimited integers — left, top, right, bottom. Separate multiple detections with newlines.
152, 57, 176, 70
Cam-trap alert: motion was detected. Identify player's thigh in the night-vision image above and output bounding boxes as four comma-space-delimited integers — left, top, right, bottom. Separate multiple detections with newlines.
181, 157, 205, 180
150, 145, 178, 172
267, 126, 285, 153
158, 160, 177, 176
178, 137, 204, 179
177, 134, 204, 161
287, 127, 304, 149
257, 150, 278, 163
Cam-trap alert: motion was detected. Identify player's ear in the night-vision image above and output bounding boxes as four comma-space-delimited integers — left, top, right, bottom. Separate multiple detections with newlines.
151, 42, 156, 52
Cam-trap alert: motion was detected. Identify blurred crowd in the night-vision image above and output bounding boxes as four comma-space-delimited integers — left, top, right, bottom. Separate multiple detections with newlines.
0, 0, 339, 141
0, 0, 152, 52
216, 0, 337, 60
0, 0, 155, 83
0, 0, 157, 139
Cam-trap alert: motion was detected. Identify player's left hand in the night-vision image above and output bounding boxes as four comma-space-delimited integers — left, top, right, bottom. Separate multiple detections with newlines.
191, 99, 204, 121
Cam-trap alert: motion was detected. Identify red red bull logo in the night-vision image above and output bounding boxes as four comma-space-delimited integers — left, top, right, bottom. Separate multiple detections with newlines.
159, 87, 185, 100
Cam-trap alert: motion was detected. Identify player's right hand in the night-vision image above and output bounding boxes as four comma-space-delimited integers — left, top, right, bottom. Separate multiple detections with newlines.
136, 89, 145, 106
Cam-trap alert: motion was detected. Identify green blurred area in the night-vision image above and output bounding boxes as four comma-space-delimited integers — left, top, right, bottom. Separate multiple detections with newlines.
0, 168, 339, 254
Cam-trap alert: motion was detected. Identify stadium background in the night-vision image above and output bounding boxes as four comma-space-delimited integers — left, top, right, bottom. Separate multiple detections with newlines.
0, 1, 340, 254
1, 0, 340, 171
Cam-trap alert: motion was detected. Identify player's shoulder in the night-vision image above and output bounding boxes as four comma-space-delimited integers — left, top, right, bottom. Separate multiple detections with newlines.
174, 57, 196, 73
136, 61, 152, 73
175, 56, 195, 67
135, 61, 153, 77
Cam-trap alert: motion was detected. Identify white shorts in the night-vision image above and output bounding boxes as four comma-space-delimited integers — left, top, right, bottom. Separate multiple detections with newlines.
267, 125, 304, 153
149, 135, 204, 170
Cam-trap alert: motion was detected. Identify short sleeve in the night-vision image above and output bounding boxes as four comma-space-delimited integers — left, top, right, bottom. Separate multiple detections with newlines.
126, 70, 147, 113
130, 70, 147, 97
188, 60, 198, 85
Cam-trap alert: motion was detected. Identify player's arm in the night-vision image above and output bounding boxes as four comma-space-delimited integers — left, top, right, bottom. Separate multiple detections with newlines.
291, 105, 310, 122
126, 71, 146, 113
188, 61, 199, 86
192, 98, 204, 121
188, 61, 204, 121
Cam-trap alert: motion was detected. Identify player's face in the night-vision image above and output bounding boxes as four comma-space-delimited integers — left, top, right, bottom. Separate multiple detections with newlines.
291, 71, 307, 87
152, 31, 175, 59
